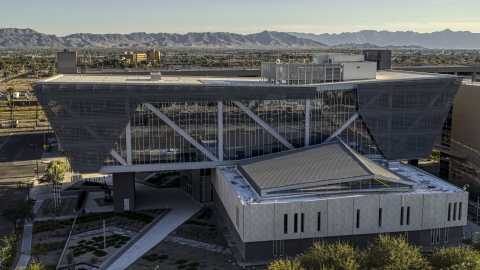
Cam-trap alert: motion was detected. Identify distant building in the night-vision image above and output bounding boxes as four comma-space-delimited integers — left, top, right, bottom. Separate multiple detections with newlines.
146, 49, 161, 62
120, 51, 147, 63
363, 50, 392, 70
57, 50, 78, 74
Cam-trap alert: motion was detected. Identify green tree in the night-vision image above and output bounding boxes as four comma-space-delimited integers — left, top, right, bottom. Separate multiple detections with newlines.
470, 232, 480, 250
0, 233, 18, 267
429, 246, 480, 270
1, 199, 35, 230
16, 179, 34, 200
267, 257, 305, 270
297, 241, 360, 270
39, 159, 70, 185
16, 261, 47, 270
362, 234, 428, 270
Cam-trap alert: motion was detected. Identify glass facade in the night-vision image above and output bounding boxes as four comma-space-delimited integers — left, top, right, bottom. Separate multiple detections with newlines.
104, 89, 384, 167
439, 105, 453, 180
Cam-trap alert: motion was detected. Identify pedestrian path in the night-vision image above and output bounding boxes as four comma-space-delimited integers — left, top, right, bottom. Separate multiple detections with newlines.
15, 199, 43, 269
106, 188, 202, 270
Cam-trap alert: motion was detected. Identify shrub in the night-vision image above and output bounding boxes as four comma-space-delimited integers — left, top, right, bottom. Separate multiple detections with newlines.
429, 246, 480, 270
175, 259, 188, 264
267, 257, 305, 270
93, 249, 107, 257
297, 241, 360, 270
90, 255, 99, 263
362, 235, 428, 270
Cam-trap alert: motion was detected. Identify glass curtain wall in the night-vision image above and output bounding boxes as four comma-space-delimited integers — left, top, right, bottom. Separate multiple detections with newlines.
310, 89, 356, 145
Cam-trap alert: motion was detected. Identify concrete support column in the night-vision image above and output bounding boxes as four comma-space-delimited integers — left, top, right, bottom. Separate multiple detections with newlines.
218, 101, 223, 161
113, 172, 135, 212
473, 71, 477, 82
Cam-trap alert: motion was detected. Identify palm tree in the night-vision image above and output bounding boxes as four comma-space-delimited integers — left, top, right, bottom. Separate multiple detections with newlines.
6, 86, 14, 120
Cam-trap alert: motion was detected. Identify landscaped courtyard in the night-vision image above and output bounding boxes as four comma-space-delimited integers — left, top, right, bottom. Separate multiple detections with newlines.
128, 207, 246, 270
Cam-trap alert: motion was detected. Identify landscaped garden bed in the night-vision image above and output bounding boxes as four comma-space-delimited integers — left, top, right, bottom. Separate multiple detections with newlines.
128, 207, 242, 270
73, 209, 164, 234
30, 218, 74, 268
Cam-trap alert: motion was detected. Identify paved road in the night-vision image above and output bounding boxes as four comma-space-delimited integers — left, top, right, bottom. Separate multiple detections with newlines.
0, 131, 53, 237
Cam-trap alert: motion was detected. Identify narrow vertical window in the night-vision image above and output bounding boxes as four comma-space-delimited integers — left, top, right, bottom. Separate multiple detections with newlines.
284, 214, 288, 234
356, 209, 360, 229
294, 213, 298, 233
431, 229, 434, 244
459, 202, 462, 220
447, 203, 451, 221
235, 206, 239, 227
317, 212, 321, 231
436, 228, 440, 244
404, 231, 409, 241
406, 206, 410, 225
400, 207, 404, 226
378, 208, 382, 227
279, 240, 284, 256
445, 227, 449, 243
273, 241, 277, 257
301, 213, 304, 233
453, 203, 457, 221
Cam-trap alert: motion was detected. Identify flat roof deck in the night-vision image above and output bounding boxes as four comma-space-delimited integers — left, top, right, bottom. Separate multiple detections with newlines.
219, 161, 465, 205
37, 70, 453, 86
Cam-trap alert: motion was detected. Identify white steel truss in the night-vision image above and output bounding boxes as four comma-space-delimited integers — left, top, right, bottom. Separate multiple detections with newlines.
232, 101, 295, 150
144, 103, 219, 162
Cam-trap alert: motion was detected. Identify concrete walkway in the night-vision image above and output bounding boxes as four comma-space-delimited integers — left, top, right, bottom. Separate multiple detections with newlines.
15, 199, 43, 269
106, 188, 202, 270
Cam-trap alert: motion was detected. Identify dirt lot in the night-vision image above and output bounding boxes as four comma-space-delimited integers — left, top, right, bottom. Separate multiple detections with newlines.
0, 78, 39, 92
128, 208, 248, 270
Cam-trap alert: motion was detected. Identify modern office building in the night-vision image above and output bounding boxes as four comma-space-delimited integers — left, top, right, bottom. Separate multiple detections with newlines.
34, 54, 465, 262
119, 51, 147, 63
146, 49, 161, 62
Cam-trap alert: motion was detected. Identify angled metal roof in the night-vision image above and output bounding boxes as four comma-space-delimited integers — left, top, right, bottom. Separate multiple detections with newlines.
237, 140, 413, 195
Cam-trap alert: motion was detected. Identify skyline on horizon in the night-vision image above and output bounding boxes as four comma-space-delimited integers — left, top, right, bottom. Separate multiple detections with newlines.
1, 0, 479, 36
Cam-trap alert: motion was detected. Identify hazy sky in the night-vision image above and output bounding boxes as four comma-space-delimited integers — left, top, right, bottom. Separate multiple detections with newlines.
2, 0, 479, 35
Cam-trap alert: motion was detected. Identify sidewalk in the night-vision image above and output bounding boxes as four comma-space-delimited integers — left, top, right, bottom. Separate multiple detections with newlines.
15, 199, 43, 269
106, 188, 202, 270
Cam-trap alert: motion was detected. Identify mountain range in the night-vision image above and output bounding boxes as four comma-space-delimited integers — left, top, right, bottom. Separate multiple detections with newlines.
0, 28, 327, 48
0, 28, 479, 49
289, 29, 480, 49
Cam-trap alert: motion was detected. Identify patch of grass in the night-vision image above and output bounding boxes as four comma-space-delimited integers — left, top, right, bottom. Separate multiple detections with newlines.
32, 219, 73, 234
32, 241, 66, 253
93, 249, 107, 257
175, 259, 188, 264
158, 254, 169, 260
